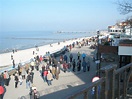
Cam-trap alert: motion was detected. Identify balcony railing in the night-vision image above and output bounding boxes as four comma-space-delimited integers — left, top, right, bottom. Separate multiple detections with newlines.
67, 63, 132, 99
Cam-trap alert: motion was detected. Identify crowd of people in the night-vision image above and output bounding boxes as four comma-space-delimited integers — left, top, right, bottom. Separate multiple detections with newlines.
0, 37, 96, 99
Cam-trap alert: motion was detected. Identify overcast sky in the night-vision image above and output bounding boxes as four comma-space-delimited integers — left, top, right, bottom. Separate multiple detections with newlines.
0, 0, 131, 32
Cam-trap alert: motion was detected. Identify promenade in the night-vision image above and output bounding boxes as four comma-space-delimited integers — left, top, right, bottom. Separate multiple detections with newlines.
2, 44, 97, 99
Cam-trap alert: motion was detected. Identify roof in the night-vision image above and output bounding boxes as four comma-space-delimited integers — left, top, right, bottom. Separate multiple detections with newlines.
119, 40, 132, 46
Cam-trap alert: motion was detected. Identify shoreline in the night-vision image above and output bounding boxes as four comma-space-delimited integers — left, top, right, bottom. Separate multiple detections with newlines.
0, 36, 92, 72
0, 37, 88, 54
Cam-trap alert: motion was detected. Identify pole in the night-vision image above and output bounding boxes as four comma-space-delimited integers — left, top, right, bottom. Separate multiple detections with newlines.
130, 26, 132, 38
97, 31, 100, 76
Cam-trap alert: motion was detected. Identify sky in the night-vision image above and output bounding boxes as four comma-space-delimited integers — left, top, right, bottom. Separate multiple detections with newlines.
0, 0, 131, 32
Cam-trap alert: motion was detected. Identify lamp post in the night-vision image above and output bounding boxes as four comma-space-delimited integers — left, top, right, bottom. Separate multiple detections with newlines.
96, 31, 100, 76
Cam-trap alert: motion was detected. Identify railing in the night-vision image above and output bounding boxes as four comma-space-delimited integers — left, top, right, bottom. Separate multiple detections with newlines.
67, 63, 132, 99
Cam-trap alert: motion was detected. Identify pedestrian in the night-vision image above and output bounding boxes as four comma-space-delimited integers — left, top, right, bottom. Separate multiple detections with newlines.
57, 62, 61, 69
60, 55, 63, 63
64, 54, 68, 63
87, 60, 90, 71
69, 53, 73, 62
47, 70, 53, 86
12, 49, 14, 53
50, 44, 52, 47
68, 62, 72, 69
26, 72, 31, 89
12, 59, 15, 68
55, 66, 60, 80
30, 70, 34, 84
63, 61, 67, 73
25, 64, 29, 74
3, 71, 9, 86
19, 75, 23, 85
52, 57, 58, 67
69, 44, 72, 51
78, 42, 80, 48
82, 60, 87, 72
30, 84, 40, 99
51, 66, 56, 79
72, 59, 76, 72
36, 55, 39, 62
30, 61, 35, 71
82, 53, 86, 61
39, 55, 43, 63
19, 67, 22, 76
77, 52, 80, 60
14, 73, 19, 88
0, 84, 4, 99
41, 65, 45, 77
11, 54, 13, 60
77, 59, 81, 71
33, 51, 35, 55
35, 60, 39, 71
21, 67, 26, 79
17, 64, 21, 75
43, 70, 48, 82
0, 74, 4, 86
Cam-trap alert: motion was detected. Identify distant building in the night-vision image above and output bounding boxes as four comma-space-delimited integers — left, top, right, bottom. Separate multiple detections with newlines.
108, 25, 123, 34
107, 21, 132, 67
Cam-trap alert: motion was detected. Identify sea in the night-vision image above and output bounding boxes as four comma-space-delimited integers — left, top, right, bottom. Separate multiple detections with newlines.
0, 31, 96, 54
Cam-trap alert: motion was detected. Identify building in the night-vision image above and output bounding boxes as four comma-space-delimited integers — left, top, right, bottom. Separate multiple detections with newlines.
107, 21, 132, 67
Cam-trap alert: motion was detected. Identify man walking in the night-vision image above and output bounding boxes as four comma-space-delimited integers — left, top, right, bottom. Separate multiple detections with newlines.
72, 59, 76, 72
82, 60, 87, 72
69, 53, 73, 62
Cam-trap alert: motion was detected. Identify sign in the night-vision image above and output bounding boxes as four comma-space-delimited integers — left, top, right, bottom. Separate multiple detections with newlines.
95, 60, 100, 64
91, 76, 100, 95
92, 76, 100, 82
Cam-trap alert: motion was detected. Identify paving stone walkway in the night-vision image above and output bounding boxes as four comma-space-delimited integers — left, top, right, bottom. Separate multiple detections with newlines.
2, 44, 101, 99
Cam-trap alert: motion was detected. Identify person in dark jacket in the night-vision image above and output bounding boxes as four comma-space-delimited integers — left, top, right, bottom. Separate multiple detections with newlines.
14, 73, 19, 88
12, 59, 15, 68
30, 70, 34, 84
72, 59, 76, 72
64, 55, 68, 63
82, 60, 87, 72
77, 59, 81, 71
86, 60, 90, 71
26, 73, 31, 89
69, 53, 73, 62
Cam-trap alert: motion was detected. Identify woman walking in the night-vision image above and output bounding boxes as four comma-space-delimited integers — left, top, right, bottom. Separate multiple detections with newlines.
55, 66, 60, 80
47, 70, 53, 86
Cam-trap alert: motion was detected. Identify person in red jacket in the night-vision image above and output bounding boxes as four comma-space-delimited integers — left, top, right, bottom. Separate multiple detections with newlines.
0, 84, 4, 99
63, 61, 68, 73
43, 70, 48, 82
39, 55, 43, 63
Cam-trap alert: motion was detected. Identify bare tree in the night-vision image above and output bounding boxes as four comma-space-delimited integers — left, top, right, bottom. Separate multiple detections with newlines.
126, 16, 132, 26
117, 0, 132, 14
126, 16, 132, 37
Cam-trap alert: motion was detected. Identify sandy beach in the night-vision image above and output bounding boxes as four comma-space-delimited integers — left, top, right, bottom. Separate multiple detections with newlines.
0, 37, 91, 72
1, 40, 97, 99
